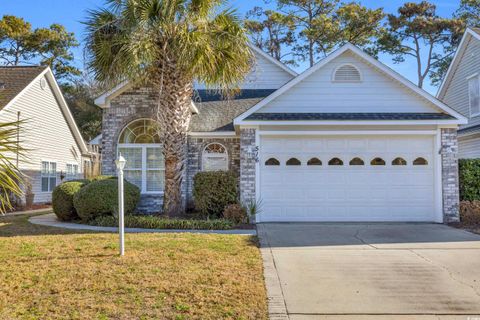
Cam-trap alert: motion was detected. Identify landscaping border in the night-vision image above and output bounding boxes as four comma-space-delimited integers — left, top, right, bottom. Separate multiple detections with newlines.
29, 213, 256, 235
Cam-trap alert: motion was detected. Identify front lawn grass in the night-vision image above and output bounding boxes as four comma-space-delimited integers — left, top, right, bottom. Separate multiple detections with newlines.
0, 214, 267, 319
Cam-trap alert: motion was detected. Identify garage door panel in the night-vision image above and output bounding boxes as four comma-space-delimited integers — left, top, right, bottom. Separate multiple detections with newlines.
259, 135, 437, 222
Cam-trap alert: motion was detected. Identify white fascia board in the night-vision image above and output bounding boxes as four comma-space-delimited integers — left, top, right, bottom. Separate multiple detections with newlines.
247, 43, 298, 77
94, 81, 130, 108
188, 131, 237, 137
0, 68, 49, 115
234, 43, 468, 125
44, 69, 89, 155
237, 119, 464, 126
258, 130, 438, 136
438, 28, 480, 100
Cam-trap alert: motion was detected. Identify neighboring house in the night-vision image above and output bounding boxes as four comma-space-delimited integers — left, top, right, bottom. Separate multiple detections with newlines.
438, 28, 480, 159
0, 66, 89, 204
96, 43, 466, 223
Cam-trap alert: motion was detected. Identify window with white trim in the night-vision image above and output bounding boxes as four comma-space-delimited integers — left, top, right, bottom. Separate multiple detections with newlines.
66, 164, 79, 180
118, 119, 164, 194
202, 143, 228, 171
468, 74, 480, 117
41, 161, 57, 192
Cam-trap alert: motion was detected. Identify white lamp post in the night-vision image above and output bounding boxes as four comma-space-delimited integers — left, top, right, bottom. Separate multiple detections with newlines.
115, 154, 126, 256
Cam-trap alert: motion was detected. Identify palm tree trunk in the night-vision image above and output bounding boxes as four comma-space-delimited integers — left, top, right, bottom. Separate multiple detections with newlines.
154, 63, 193, 217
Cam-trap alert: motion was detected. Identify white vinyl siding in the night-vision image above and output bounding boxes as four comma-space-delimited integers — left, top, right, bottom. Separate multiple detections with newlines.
468, 74, 480, 117
442, 37, 480, 129
41, 161, 57, 192
0, 74, 84, 203
195, 50, 294, 90
459, 135, 480, 159
258, 52, 443, 114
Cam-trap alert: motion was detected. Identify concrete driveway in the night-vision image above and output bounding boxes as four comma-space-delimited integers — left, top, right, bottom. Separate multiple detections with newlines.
257, 223, 480, 320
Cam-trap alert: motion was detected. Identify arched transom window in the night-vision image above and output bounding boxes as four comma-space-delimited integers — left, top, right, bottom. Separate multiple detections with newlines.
117, 119, 164, 194
202, 143, 228, 171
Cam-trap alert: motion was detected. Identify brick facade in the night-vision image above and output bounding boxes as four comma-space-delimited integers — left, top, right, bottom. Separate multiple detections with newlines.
441, 128, 460, 222
101, 87, 241, 213
186, 136, 240, 208
239, 128, 257, 205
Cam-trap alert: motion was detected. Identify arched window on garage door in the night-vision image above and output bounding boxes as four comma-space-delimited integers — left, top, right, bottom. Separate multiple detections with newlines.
202, 143, 228, 171
413, 157, 428, 165
349, 157, 365, 165
328, 158, 343, 166
307, 158, 322, 166
392, 157, 407, 166
286, 158, 301, 166
265, 158, 280, 166
370, 157, 386, 166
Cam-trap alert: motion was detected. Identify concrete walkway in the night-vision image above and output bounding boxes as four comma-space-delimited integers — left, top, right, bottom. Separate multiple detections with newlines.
258, 223, 480, 320
29, 213, 256, 235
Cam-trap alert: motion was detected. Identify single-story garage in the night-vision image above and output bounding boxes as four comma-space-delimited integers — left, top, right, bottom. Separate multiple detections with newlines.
96, 43, 466, 223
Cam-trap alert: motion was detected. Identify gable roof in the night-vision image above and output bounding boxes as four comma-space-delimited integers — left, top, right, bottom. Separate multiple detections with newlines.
0, 66, 89, 155
437, 28, 480, 100
94, 43, 297, 108
0, 66, 47, 110
234, 43, 467, 125
190, 90, 275, 132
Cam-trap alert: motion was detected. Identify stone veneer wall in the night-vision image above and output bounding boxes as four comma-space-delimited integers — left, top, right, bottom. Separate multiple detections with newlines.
441, 128, 460, 223
186, 137, 240, 208
239, 128, 257, 205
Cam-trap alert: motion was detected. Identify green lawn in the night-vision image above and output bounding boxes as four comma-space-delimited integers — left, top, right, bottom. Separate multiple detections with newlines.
0, 214, 267, 320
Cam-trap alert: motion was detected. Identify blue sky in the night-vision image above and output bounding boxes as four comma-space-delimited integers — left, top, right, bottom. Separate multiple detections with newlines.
0, 0, 463, 94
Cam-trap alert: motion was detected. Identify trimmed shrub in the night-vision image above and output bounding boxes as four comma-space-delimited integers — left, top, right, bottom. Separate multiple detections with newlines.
88, 215, 234, 230
73, 178, 140, 221
52, 180, 90, 221
223, 204, 247, 225
89, 175, 115, 182
193, 171, 238, 218
460, 201, 480, 225
459, 159, 480, 201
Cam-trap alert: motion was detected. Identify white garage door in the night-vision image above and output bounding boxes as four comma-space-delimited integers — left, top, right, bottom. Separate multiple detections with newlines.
259, 135, 437, 222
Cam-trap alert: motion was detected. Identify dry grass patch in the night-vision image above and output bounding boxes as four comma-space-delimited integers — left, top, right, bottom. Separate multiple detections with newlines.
0, 214, 267, 319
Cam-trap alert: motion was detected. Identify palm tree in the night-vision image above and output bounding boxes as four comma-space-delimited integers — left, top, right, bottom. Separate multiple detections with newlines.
84, 0, 253, 216
0, 121, 25, 214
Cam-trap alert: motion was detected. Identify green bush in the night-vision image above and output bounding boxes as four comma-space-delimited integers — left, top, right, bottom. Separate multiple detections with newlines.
52, 180, 89, 221
88, 215, 234, 230
223, 204, 247, 225
193, 171, 238, 218
73, 178, 140, 221
459, 159, 480, 201
89, 175, 115, 182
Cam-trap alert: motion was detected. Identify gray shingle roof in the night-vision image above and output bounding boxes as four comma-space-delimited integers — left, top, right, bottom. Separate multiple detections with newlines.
458, 123, 480, 135
189, 90, 275, 132
245, 113, 456, 121
0, 66, 47, 110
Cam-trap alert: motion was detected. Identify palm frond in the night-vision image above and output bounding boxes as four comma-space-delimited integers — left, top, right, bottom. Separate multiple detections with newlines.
0, 121, 27, 214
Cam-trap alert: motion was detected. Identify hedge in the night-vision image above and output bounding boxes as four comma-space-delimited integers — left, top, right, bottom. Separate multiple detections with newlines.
52, 180, 89, 221
73, 178, 140, 221
459, 159, 480, 201
193, 171, 238, 218
87, 215, 234, 230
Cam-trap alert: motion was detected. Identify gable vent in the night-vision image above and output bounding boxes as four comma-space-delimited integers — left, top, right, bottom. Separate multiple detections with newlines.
333, 64, 361, 82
